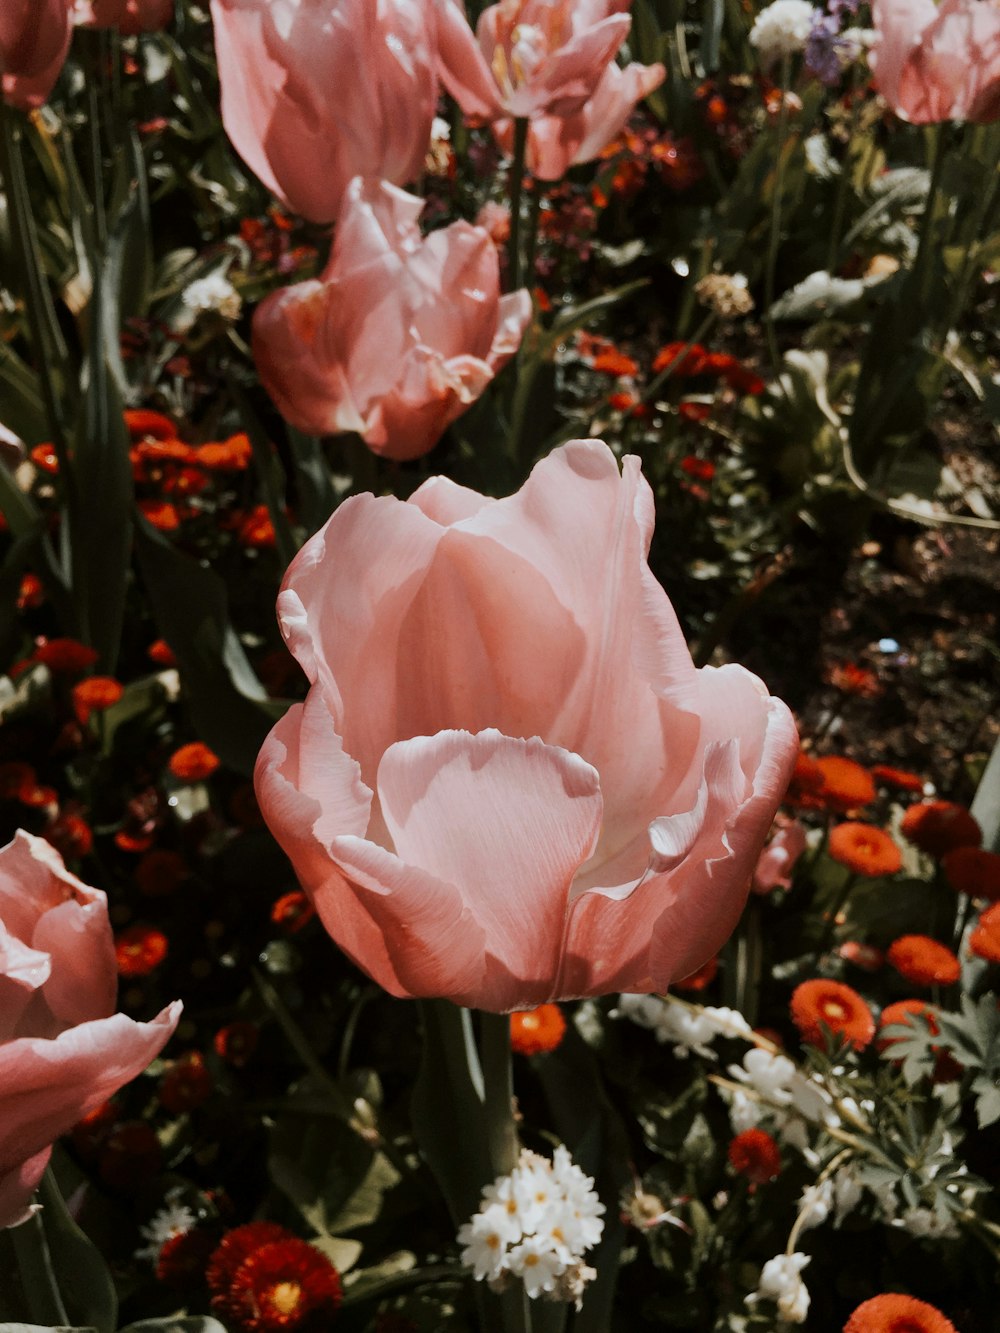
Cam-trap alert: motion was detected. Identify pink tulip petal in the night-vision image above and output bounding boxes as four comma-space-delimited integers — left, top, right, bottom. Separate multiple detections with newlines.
372, 728, 602, 1009
32, 897, 116, 1029
435, 0, 505, 120
328, 835, 488, 1003
0, 1146, 50, 1231
0, 1004, 181, 1226
488, 289, 534, 368
407, 476, 497, 526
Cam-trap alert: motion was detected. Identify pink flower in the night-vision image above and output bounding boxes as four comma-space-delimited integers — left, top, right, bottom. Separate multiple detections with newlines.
436, 0, 634, 121
254, 441, 799, 1012
751, 817, 808, 894
870, 0, 1000, 125
496, 59, 666, 181
210, 0, 439, 223
1, 0, 73, 109
0, 831, 180, 1228
252, 176, 533, 460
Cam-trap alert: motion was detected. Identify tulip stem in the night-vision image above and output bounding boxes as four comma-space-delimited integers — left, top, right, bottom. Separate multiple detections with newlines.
912, 124, 950, 310
763, 53, 792, 377
480, 1011, 519, 1176
506, 118, 530, 292
10, 1204, 69, 1326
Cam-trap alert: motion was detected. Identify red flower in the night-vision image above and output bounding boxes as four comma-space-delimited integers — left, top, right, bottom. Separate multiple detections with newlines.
790, 978, 875, 1051
207, 1223, 295, 1297
34, 638, 99, 674
828, 823, 902, 877
30, 442, 59, 474
214, 1021, 260, 1068
139, 500, 182, 532
169, 742, 221, 782
652, 341, 707, 376
271, 891, 315, 934
728, 1128, 781, 1184
510, 1004, 566, 1055
115, 924, 169, 977
942, 846, 1000, 902
72, 675, 124, 723
159, 1053, 213, 1114
125, 408, 178, 441
148, 639, 177, 668
136, 849, 189, 897
813, 757, 876, 813
591, 349, 639, 377
156, 1227, 216, 1289
44, 813, 93, 860
17, 573, 44, 610
871, 764, 925, 793
238, 505, 277, 549
900, 801, 981, 858
843, 1292, 957, 1333
680, 456, 715, 481
887, 935, 960, 987
876, 999, 938, 1053
969, 901, 1000, 964
196, 433, 253, 470
209, 1230, 342, 1332
674, 954, 719, 991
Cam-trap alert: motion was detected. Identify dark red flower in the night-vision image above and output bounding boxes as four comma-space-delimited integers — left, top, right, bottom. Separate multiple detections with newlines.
728, 1128, 781, 1184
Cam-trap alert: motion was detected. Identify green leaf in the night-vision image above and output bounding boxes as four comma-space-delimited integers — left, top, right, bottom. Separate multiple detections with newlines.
0, 345, 47, 445
286, 427, 338, 539
539, 279, 649, 357
35, 1172, 116, 1333
132, 515, 281, 776
68, 256, 133, 672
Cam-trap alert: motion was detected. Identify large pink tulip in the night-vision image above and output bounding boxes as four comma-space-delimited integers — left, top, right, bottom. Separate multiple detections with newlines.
870, 0, 1000, 125
496, 58, 666, 181
435, 0, 634, 122
252, 176, 533, 460
210, 0, 438, 224
254, 441, 799, 1013
0, 832, 180, 1228
1, 0, 73, 109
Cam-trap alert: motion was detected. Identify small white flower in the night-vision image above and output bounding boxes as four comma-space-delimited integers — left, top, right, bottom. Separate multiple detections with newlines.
796, 1179, 833, 1231
747, 1252, 811, 1324
458, 1206, 513, 1281
749, 0, 815, 66
832, 1166, 864, 1224
431, 116, 451, 142
135, 1195, 195, 1263
895, 1206, 959, 1239
730, 1047, 797, 1103
507, 1235, 566, 1298
180, 271, 241, 327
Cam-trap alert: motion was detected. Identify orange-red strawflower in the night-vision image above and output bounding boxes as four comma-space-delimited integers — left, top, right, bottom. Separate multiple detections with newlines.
270, 891, 315, 934
969, 901, 1000, 964
942, 846, 1000, 902
591, 349, 639, 377
72, 675, 124, 723
900, 801, 981, 858
34, 637, 99, 674
207, 1223, 295, 1299
115, 924, 169, 977
139, 500, 181, 532
876, 999, 938, 1053
156, 1227, 216, 1289
238, 505, 277, 549
125, 408, 178, 441
510, 1004, 566, 1055
148, 638, 177, 668
196, 432, 253, 470
169, 742, 220, 782
790, 978, 876, 1051
887, 935, 960, 987
871, 764, 924, 793
674, 954, 719, 991
652, 341, 708, 376
210, 1234, 342, 1332
843, 1292, 957, 1333
728, 1128, 781, 1184
785, 751, 826, 806
813, 757, 876, 813
828, 823, 902, 877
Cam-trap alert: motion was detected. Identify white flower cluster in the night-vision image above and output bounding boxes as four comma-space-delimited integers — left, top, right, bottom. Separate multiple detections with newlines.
179, 270, 242, 329
458, 1146, 605, 1306
749, 0, 815, 65
747, 1252, 811, 1324
726, 1046, 839, 1154
615, 993, 752, 1057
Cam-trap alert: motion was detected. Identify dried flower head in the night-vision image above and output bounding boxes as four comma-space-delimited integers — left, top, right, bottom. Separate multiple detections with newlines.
694, 272, 754, 318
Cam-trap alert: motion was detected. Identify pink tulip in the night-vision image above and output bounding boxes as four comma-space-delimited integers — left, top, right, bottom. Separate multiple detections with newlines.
751, 817, 808, 895
496, 58, 666, 181
0, 831, 180, 1228
252, 176, 533, 460
870, 0, 1000, 125
1, 0, 73, 109
210, 0, 438, 224
436, 0, 635, 122
254, 440, 799, 1013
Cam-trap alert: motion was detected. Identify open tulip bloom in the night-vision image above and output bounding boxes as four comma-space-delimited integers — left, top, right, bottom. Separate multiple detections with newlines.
255, 441, 798, 1014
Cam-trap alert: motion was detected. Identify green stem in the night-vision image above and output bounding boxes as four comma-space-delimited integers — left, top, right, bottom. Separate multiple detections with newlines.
10, 1200, 69, 1326
480, 1012, 518, 1176
912, 124, 950, 309
763, 53, 793, 376
825, 73, 862, 274
506, 118, 530, 292
523, 185, 542, 292
733, 897, 763, 1027
813, 870, 858, 967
